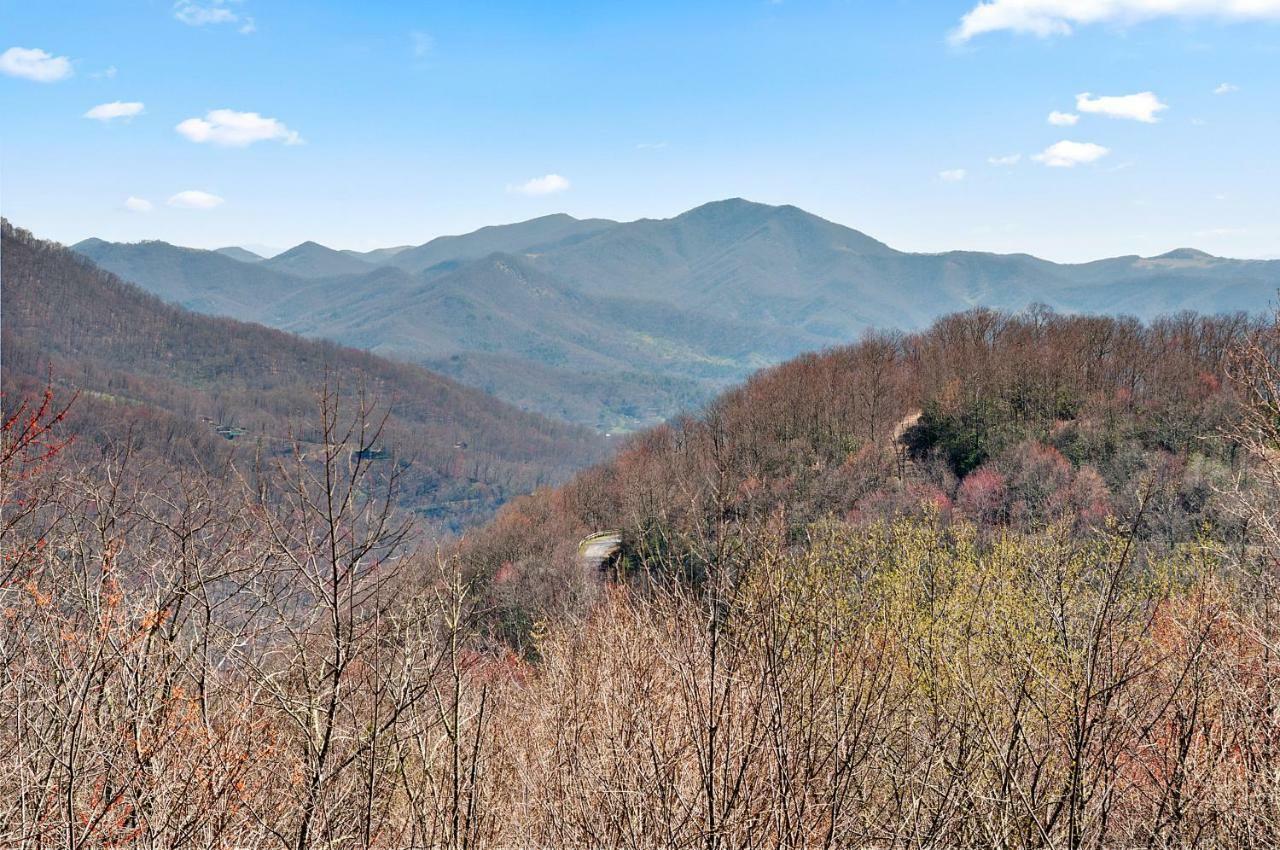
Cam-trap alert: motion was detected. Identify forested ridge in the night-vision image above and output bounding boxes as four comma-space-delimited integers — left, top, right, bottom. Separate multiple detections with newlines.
461, 307, 1258, 627
2, 221, 605, 531
3, 217, 1280, 846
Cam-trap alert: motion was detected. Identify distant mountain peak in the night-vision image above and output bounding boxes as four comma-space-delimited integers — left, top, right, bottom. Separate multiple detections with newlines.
665, 197, 895, 257
261, 240, 374, 278
1151, 248, 1215, 261
214, 246, 265, 263
527, 212, 582, 223
676, 197, 773, 219
278, 240, 338, 255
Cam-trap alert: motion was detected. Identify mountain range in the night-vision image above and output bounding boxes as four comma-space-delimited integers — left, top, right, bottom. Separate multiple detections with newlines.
74, 198, 1280, 431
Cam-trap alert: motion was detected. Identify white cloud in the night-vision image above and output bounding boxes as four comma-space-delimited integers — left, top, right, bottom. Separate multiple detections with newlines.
173, 1, 255, 32
176, 109, 302, 146
1047, 110, 1078, 126
988, 153, 1022, 165
124, 196, 154, 213
167, 190, 225, 209
509, 174, 571, 196
85, 101, 145, 122
0, 47, 73, 82
411, 31, 434, 57
1032, 140, 1110, 167
636, 141, 669, 150
939, 168, 967, 182
175, 1, 237, 25
92, 65, 118, 79
1076, 91, 1167, 123
952, 0, 1280, 42
1213, 82, 1239, 94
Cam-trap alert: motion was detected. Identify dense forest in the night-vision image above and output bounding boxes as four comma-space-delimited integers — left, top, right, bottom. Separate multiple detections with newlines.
3, 232, 1280, 846
2, 221, 606, 532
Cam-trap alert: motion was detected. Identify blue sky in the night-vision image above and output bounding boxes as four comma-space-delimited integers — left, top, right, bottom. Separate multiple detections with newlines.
2, 0, 1277, 261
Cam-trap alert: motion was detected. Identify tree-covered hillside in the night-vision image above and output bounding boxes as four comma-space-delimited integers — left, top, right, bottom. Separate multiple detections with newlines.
3, 221, 606, 531
458, 307, 1260, 636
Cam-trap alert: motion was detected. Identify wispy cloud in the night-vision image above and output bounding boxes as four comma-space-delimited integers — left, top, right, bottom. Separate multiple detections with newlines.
124, 196, 154, 213
176, 109, 302, 146
939, 168, 967, 182
508, 174, 571, 196
1032, 140, 1110, 168
636, 141, 669, 150
1047, 110, 1078, 126
988, 153, 1021, 166
168, 190, 224, 209
174, 1, 255, 33
0, 47, 73, 82
1213, 82, 1239, 95
952, 0, 1280, 42
174, 1, 233, 25
1076, 91, 1167, 123
85, 101, 145, 122
411, 31, 434, 58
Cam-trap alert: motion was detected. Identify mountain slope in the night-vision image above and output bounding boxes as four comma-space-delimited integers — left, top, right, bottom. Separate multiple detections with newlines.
7, 221, 606, 531
271, 252, 807, 428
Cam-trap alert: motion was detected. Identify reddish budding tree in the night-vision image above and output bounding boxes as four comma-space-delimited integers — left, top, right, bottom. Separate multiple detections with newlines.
0, 386, 73, 587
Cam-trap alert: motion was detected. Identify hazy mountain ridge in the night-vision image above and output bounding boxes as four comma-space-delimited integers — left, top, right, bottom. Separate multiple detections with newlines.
343, 244, 413, 263
388, 213, 618, 274
71, 236, 303, 321
74, 198, 1279, 431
